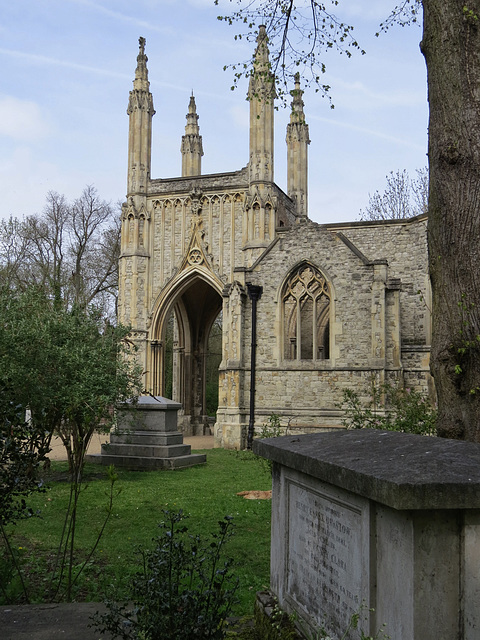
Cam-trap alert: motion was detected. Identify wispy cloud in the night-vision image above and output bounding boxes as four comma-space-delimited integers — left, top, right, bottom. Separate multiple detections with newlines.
0, 47, 131, 80
0, 45, 238, 108
330, 76, 426, 109
66, 0, 241, 52
66, 0, 173, 34
309, 113, 425, 152
0, 96, 50, 141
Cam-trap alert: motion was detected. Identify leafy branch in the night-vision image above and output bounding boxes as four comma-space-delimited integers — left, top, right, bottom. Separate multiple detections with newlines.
215, 0, 365, 105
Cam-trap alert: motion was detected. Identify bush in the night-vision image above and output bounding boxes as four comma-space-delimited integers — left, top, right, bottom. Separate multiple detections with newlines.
0, 387, 49, 603
339, 378, 436, 436
93, 509, 239, 640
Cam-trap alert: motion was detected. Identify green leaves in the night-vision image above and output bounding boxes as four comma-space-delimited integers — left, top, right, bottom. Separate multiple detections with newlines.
0, 285, 142, 602
93, 509, 239, 639
339, 377, 437, 436
0, 388, 49, 528
216, 0, 365, 106
0, 286, 142, 473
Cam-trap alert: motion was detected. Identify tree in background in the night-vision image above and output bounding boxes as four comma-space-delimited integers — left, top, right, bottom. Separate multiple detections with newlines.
0, 387, 50, 602
0, 286, 141, 474
0, 285, 142, 600
0, 186, 120, 319
359, 168, 428, 221
217, 0, 480, 442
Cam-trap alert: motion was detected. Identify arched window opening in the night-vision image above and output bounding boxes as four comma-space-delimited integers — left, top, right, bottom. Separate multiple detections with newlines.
205, 310, 223, 417
163, 311, 175, 399
128, 214, 134, 246
152, 277, 223, 434
138, 214, 145, 246
283, 264, 330, 361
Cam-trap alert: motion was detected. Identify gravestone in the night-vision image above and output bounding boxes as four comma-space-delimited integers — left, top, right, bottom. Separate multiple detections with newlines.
254, 430, 480, 640
87, 396, 206, 470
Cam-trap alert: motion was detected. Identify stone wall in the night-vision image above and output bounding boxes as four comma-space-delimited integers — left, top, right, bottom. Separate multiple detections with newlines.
329, 215, 430, 347
214, 214, 432, 446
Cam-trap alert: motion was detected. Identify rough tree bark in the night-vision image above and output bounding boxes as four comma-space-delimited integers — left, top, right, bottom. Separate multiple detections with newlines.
423, 0, 480, 440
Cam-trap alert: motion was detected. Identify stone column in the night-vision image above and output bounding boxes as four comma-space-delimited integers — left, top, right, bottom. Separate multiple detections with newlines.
215, 281, 248, 449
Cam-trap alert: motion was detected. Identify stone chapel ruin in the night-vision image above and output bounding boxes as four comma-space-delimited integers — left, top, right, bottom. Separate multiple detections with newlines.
118, 32, 431, 450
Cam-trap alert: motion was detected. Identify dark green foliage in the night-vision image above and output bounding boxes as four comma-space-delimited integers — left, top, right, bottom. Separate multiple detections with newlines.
0, 285, 142, 473
0, 285, 142, 601
0, 384, 50, 603
254, 592, 301, 640
0, 388, 49, 527
93, 510, 239, 640
339, 377, 436, 436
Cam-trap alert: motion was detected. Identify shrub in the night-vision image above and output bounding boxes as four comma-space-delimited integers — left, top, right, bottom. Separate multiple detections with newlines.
0, 388, 49, 603
93, 509, 239, 640
339, 378, 436, 436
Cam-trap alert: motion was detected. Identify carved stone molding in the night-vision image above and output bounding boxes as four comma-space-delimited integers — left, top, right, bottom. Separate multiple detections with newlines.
122, 196, 150, 221
187, 247, 203, 266
190, 188, 203, 216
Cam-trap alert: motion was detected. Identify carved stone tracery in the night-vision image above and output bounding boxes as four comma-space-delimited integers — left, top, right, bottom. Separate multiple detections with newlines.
188, 248, 203, 265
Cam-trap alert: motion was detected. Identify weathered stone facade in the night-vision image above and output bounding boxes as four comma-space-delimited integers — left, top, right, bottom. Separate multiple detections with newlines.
118, 34, 432, 449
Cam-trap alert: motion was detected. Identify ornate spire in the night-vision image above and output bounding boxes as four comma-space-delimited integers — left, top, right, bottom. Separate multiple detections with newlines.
286, 73, 310, 218
289, 73, 306, 124
133, 36, 150, 92
254, 25, 270, 69
248, 25, 275, 185
126, 36, 155, 195
181, 93, 203, 176
185, 93, 200, 136
128, 37, 155, 116
248, 25, 275, 101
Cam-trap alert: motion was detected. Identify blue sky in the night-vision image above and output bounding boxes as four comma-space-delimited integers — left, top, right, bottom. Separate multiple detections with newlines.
0, 0, 428, 224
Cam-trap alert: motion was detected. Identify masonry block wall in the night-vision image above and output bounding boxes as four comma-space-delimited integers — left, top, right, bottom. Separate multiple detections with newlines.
119, 36, 432, 449
233, 215, 431, 441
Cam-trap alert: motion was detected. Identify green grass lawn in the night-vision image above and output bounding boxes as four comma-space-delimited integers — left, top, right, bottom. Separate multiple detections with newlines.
3, 448, 272, 616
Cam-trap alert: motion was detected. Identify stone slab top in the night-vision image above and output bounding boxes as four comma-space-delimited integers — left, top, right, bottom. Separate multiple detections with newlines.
118, 396, 182, 410
253, 430, 480, 510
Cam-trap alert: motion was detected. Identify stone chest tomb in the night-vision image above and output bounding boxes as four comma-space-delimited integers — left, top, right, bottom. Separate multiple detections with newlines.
254, 430, 480, 639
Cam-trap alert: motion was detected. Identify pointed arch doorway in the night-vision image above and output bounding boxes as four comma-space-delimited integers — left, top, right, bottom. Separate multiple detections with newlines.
150, 275, 223, 436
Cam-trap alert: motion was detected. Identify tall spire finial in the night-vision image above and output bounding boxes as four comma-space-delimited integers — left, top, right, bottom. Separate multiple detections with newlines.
286, 73, 310, 217
248, 24, 275, 185
134, 36, 149, 88
127, 36, 155, 194
181, 93, 203, 177
254, 25, 270, 71
249, 24, 274, 101
290, 72, 306, 124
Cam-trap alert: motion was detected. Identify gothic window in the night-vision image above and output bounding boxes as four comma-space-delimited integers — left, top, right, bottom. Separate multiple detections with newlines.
128, 214, 134, 246
283, 264, 330, 360
265, 203, 272, 239
253, 202, 260, 238
138, 214, 145, 247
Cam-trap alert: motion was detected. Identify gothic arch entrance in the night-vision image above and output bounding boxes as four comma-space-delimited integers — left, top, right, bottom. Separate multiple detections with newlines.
150, 275, 223, 435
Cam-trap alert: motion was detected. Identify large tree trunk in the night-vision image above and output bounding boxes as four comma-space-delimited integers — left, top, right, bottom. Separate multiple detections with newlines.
422, 0, 480, 440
